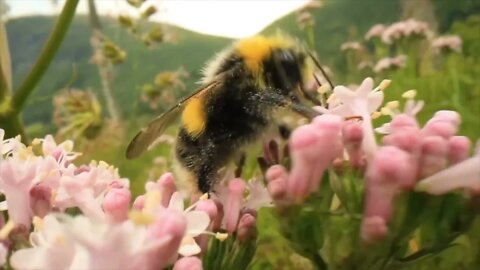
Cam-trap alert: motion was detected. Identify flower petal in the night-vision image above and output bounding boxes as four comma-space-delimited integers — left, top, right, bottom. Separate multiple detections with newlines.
168, 192, 185, 212
185, 211, 210, 236
416, 156, 480, 194
178, 241, 201, 257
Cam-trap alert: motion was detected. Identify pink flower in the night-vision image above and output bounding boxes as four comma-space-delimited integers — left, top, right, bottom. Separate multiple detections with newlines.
362, 146, 417, 242
432, 35, 462, 54
10, 215, 86, 270
374, 55, 407, 73
173, 256, 203, 270
416, 154, 480, 195
381, 19, 431, 44
237, 212, 257, 242
102, 187, 131, 222
224, 179, 245, 233
266, 165, 289, 205
447, 136, 471, 164
40, 135, 80, 165
288, 115, 343, 203
418, 136, 448, 178
342, 121, 364, 167
146, 209, 187, 268
365, 24, 386, 40
0, 157, 38, 227
0, 243, 7, 267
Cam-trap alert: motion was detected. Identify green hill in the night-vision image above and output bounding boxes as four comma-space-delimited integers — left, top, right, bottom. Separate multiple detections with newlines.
6, 15, 232, 124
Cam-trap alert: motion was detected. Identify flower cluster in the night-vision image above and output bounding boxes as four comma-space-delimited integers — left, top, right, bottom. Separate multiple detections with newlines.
379, 19, 431, 44
0, 130, 258, 269
373, 55, 407, 73
263, 77, 479, 267
431, 35, 463, 54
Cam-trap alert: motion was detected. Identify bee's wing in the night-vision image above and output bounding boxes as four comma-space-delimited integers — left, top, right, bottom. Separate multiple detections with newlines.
125, 80, 220, 159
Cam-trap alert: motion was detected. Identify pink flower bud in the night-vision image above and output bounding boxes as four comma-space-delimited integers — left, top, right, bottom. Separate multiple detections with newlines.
237, 213, 257, 242
383, 128, 422, 154
195, 200, 218, 252
132, 195, 145, 210
195, 200, 217, 223
419, 136, 448, 178
173, 256, 203, 270
102, 188, 131, 222
342, 121, 364, 167
391, 114, 419, 129
29, 184, 52, 218
158, 173, 177, 207
147, 209, 187, 268
361, 216, 388, 243
225, 179, 245, 233
266, 165, 289, 203
212, 199, 224, 231
288, 115, 342, 203
362, 146, 417, 242
288, 124, 320, 202
447, 136, 471, 164
423, 121, 456, 139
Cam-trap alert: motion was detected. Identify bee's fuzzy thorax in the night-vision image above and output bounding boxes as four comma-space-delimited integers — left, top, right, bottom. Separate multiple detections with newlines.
235, 35, 294, 74
200, 34, 297, 84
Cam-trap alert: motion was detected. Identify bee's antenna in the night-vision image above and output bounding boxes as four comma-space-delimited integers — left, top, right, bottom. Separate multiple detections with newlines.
308, 51, 334, 90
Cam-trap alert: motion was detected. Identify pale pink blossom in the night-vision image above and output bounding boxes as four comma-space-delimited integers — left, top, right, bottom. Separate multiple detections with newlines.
365, 24, 386, 40
10, 215, 87, 270
374, 55, 407, 73
102, 187, 131, 222
317, 78, 384, 159
173, 256, 203, 270
0, 243, 7, 267
40, 135, 80, 165
0, 157, 39, 226
342, 121, 364, 167
381, 19, 431, 44
447, 136, 471, 164
416, 154, 480, 195
224, 179, 245, 233
340, 41, 363, 52
432, 35, 462, 54
166, 192, 211, 257
237, 212, 257, 242
418, 136, 448, 178
265, 165, 289, 205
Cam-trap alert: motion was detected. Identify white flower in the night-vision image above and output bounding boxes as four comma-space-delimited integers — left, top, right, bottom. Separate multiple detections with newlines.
167, 192, 210, 257
316, 78, 385, 159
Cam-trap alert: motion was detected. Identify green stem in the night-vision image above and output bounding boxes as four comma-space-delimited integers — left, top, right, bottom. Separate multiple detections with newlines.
0, 114, 26, 140
11, 0, 79, 112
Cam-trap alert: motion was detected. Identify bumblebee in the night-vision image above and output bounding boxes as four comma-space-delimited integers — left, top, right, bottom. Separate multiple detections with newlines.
126, 34, 324, 194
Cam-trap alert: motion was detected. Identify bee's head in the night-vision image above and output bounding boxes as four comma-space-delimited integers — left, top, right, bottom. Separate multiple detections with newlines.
234, 34, 314, 100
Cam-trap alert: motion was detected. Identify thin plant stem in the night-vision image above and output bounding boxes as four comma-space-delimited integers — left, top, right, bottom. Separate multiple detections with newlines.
11, 0, 79, 112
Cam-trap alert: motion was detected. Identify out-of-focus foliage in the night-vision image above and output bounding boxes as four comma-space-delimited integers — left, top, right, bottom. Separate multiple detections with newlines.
5, 16, 231, 125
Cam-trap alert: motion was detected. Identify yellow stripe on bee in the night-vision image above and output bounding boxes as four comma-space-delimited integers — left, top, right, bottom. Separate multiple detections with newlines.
236, 35, 293, 74
182, 95, 206, 137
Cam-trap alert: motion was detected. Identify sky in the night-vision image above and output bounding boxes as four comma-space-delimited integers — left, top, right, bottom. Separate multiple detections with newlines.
5, 0, 311, 38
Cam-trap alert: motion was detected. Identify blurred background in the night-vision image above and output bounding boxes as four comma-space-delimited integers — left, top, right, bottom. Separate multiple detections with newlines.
1, 0, 479, 197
